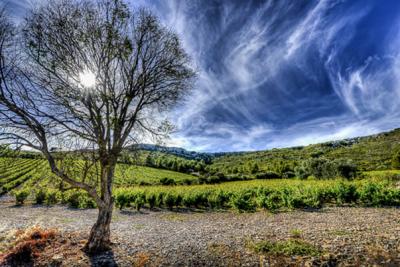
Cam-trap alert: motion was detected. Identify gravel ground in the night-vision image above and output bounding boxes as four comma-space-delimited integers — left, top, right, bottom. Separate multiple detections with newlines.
0, 203, 399, 266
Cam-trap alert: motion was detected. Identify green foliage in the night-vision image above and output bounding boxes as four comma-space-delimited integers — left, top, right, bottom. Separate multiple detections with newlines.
145, 192, 157, 209
230, 190, 256, 212
391, 150, 400, 169
250, 162, 259, 174
115, 190, 130, 210
356, 182, 400, 206
295, 158, 357, 180
206, 175, 222, 184
207, 190, 228, 209
13, 189, 29, 205
113, 179, 400, 212
163, 192, 178, 210
210, 128, 400, 175
251, 239, 321, 256
264, 191, 284, 212
255, 171, 281, 179
139, 151, 206, 174
334, 182, 358, 204
114, 165, 196, 186
45, 190, 59, 206
159, 177, 176, 186
134, 192, 145, 211
63, 190, 95, 208
34, 188, 46, 205
290, 229, 302, 239
182, 193, 199, 208
335, 160, 358, 179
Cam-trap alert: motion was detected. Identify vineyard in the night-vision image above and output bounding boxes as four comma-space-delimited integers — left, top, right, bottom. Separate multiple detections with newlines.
0, 157, 195, 198
1, 157, 400, 211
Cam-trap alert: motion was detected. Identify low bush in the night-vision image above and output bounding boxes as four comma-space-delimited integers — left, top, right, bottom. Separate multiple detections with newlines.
138, 180, 151, 186
334, 182, 358, 205
251, 239, 321, 256
163, 192, 177, 210
159, 177, 176, 186
230, 190, 256, 212
134, 192, 145, 211
264, 191, 284, 212
356, 182, 400, 207
63, 190, 95, 209
156, 192, 165, 208
206, 175, 221, 184
296, 158, 358, 179
255, 171, 281, 179
282, 171, 295, 179
34, 189, 46, 205
182, 193, 197, 208
115, 190, 130, 210
335, 160, 358, 180
207, 190, 229, 209
45, 190, 58, 206
180, 178, 195, 185
13, 190, 29, 205
145, 192, 157, 209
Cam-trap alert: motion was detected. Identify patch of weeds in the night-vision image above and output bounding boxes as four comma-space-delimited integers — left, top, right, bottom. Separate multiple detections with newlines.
133, 224, 145, 230
160, 214, 187, 222
327, 229, 350, 236
58, 217, 75, 224
207, 243, 229, 255
112, 214, 125, 222
290, 229, 303, 239
251, 239, 321, 257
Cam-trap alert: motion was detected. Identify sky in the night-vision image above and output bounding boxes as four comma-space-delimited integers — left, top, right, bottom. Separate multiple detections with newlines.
3, 0, 400, 152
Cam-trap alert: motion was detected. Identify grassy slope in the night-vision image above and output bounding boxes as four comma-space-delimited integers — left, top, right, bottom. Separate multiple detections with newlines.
210, 128, 400, 173
0, 158, 197, 193
114, 164, 196, 186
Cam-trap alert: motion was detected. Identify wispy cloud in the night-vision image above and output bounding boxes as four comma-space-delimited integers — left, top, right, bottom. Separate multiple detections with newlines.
147, 0, 400, 152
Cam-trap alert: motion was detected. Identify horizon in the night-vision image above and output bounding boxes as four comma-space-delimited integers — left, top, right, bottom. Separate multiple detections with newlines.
18, 127, 400, 155
3, 0, 400, 152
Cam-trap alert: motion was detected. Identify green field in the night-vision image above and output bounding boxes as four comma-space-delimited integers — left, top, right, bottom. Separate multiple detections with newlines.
112, 178, 400, 212
2, 128, 400, 212
1, 156, 399, 212
0, 158, 197, 195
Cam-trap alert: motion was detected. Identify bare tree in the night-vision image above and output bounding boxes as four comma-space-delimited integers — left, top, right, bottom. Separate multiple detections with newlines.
0, 0, 194, 253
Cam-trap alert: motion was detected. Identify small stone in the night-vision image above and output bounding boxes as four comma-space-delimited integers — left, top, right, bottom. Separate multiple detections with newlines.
50, 255, 63, 266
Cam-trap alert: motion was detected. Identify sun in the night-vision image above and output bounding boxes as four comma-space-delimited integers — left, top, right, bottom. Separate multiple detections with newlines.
79, 70, 96, 88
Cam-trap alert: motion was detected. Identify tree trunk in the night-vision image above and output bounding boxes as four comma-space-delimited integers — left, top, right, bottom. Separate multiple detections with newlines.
84, 157, 116, 254
84, 199, 113, 254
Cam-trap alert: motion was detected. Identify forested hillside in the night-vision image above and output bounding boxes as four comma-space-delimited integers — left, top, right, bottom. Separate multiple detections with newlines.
128, 128, 400, 178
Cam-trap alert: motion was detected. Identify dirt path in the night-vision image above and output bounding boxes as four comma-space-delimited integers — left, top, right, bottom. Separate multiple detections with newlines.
0, 204, 399, 266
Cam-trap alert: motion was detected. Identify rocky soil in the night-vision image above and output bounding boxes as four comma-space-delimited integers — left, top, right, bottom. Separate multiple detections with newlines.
0, 203, 399, 266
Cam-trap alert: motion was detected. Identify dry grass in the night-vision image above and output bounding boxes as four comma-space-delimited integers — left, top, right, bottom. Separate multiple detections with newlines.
132, 252, 150, 267
0, 226, 57, 266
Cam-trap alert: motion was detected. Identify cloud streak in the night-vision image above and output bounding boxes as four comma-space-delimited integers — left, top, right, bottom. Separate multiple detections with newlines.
148, 0, 400, 152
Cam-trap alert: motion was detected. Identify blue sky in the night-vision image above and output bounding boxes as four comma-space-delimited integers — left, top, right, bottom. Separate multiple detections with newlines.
3, 0, 400, 152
